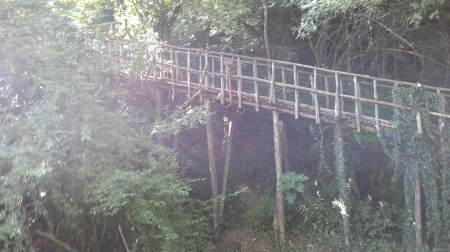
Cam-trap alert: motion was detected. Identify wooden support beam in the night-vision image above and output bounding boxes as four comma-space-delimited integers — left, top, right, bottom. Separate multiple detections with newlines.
217, 105, 237, 229
273, 111, 286, 245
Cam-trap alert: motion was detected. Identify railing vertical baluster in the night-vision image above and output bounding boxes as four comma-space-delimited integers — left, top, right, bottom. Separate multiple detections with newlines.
175, 51, 179, 81
340, 79, 345, 112
294, 66, 299, 119
220, 55, 225, 104
270, 62, 276, 104
335, 73, 341, 118
159, 48, 163, 79
205, 53, 209, 90
153, 48, 157, 80
282, 68, 287, 101
373, 80, 380, 131
314, 69, 320, 124
238, 57, 242, 108
310, 75, 315, 106
354, 76, 361, 132
438, 89, 446, 150
417, 111, 423, 135
187, 50, 191, 98
325, 76, 330, 109
170, 47, 175, 99
253, 60, 259, 111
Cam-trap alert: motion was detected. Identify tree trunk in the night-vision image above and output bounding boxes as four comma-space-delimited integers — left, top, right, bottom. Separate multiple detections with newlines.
217, 105, 237, 228
279, 119, 290, 172
263, 0, 271, 60
414, 168, 423, 252
273, 111, 286, 245
205, 99, 219, 239
336, 119, 350, 246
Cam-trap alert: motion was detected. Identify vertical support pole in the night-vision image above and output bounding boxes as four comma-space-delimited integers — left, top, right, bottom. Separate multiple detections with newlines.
314, 69, 320, 124
373, 80, 380, 131
187, 50, 191, 98
159, 48, 163, 79
170, 47, 175, 100
253, 60, 260, 111
270, 62, 276, 104
294, 66, 299, 119
237, 57, 242, 108
272, 111, 286, 245
217, 105, 237, 230
282, 68, 287, 101
205, 98, 219, 238
223, 59, 234, 105
354, 76, 361, 132
310, 74, 315, 106
220, 55, 225, 104
325, 76, 330, 109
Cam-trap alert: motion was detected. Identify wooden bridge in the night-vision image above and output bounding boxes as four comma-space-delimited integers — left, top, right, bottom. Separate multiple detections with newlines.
141, 43, 450, 133
92, 38, 450, 247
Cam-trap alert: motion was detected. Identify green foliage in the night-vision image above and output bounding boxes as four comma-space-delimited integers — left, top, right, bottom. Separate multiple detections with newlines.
0, 1, 212, 251
278, 171, 309, 204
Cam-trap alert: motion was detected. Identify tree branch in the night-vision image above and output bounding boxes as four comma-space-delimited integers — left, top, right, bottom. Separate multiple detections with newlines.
34, 230, 77, 252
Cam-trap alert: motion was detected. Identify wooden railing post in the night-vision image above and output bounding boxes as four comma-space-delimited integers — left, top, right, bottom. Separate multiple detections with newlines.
253, 60, 260, 111
314, 69, 320, 124
270, 62, 276, 104
220, 55, 225, 104
325, 76, 330, 109
373, 80, 380, 131
335, 73, 341, 118
282, 68, 287, 101
294, 66, 299, 119
223, 59, 234, 105
354, 76, 361, 132
237, 57, 242, 108
187, 50, 191, 98
205, 53, 209, 90
170, 47, 175, 99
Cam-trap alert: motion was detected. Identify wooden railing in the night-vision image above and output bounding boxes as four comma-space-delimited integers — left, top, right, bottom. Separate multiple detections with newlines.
93, 40, 450, 132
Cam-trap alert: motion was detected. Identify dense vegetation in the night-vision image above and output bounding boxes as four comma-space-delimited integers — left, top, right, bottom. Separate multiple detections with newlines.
1, 0, 450, 251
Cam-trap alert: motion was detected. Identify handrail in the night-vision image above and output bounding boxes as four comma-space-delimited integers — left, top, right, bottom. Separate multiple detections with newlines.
93, 40, 450, 132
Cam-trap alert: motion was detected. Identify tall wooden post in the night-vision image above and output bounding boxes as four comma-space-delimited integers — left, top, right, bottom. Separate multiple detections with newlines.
205, 98, 219, 239
217, 106, 237, 231
273, 111, 286, 245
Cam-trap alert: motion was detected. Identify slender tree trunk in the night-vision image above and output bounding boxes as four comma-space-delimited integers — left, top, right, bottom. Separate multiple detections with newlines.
263, 0, 271, 60
273, 111, 286, 245
205, 99, 219, 238
336, 119, 350, 246
414, 168, 422, 252
217, 106, 237, 227
279, 119, 290, 172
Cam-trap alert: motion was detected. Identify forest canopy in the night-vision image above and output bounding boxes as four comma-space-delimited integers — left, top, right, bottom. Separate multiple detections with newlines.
1, 0, 450, 251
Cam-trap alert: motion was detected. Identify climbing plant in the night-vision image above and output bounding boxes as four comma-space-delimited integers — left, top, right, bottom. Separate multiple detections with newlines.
378, 84, 450, 251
